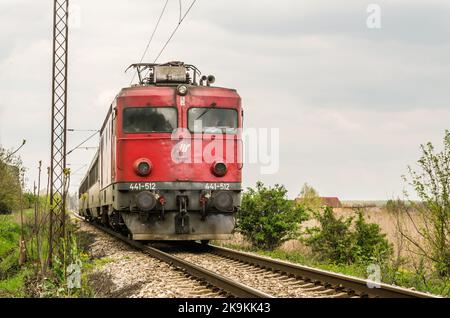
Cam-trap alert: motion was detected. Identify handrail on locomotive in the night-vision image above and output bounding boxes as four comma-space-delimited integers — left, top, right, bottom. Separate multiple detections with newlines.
126, 61, 215, 87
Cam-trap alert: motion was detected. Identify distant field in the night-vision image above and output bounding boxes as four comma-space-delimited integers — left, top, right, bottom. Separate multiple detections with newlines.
341, 200, 388, 208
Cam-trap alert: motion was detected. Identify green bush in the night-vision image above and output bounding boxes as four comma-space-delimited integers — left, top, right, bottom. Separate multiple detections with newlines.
0, 202, 12, 215
237, 182, 308, 250
305, 207, 392, 265
353, 210, 393, 264
305, 207, 355, 263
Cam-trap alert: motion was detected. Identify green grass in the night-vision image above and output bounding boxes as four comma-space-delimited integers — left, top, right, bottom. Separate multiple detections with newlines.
382, 267, 450, 296
0, 221, 20, 254
0, 208, 99, 298
0, 213, 28, 297
83, 257, 113, 272
256, 249, 367, 278
0, 270, 31, 297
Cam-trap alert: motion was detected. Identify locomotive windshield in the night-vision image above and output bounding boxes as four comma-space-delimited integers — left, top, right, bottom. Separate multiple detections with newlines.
123, 107, 177, 133
188, 108, 238, 134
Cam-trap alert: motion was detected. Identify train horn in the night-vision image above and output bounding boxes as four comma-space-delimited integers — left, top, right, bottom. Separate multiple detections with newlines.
207, 75, 215, 86
200, 75, 208, 86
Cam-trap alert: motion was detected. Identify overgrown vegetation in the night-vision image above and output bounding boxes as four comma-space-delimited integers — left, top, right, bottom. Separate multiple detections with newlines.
0, 215, 25, 297
0, 145, 96, 298
0, 208, 100, 298
401, 130, 450, 278
304, 207, 392, 265
237, 182, 308, 250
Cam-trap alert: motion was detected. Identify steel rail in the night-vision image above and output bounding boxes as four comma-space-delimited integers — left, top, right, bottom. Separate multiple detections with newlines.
205, 244, 439, 298
73, 215, 273, 298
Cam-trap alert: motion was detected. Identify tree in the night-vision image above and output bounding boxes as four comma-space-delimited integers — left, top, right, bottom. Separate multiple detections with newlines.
237, 182, 308, 250
401, 130, 450, 277
296, 183, 322, 212
0, 147, 24, 214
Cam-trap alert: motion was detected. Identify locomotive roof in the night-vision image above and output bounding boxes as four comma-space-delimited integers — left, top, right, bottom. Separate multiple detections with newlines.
118, 84, 239, 97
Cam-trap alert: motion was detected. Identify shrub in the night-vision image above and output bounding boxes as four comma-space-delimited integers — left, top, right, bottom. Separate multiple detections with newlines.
353, 210, 393, 264
305, 207, 354, 263
0, 202, 12, 215
305, 207, 392, 265
237, 182, 308, 250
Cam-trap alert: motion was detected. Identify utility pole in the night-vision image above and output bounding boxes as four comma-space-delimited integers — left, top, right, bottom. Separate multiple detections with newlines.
49, 0, 69, 266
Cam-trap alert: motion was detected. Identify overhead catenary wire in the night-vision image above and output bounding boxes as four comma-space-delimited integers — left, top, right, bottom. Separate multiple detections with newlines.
68, 129, 100, 132
66, 131, 99, 156
71, 164, 88, 176
153, 0, 198, 63
129, 0, 170, 85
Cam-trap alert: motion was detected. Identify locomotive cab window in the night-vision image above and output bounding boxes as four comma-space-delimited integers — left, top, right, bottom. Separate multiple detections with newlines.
123, 107, 177, 133
188, 108, 238, 134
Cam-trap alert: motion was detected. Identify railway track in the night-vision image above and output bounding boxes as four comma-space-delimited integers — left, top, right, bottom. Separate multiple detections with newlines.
73, 214, 437, 298
162, 243, 437, 298
73, 214, 270, 298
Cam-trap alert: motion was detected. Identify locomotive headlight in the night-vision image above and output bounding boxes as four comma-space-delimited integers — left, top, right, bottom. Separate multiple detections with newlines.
212, 191, 234, 213
135, 191, 157, 212
177, 85, 188, 96
211, 161, 227, 177
134, 159, 152, 176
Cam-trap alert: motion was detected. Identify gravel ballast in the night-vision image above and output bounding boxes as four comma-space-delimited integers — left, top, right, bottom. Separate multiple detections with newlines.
76, 220, 224, 298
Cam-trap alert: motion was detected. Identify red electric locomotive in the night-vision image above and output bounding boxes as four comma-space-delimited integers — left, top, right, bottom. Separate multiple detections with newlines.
78, 62, 243, 241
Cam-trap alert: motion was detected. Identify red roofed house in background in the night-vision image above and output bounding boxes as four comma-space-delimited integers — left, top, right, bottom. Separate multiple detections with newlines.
321, 197, 342, 208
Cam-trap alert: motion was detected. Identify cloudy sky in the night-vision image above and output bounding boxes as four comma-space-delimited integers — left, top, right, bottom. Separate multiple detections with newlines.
0, 0, 449, 200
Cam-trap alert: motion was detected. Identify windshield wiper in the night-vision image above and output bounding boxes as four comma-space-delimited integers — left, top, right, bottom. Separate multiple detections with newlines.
195, 108, 212, 121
